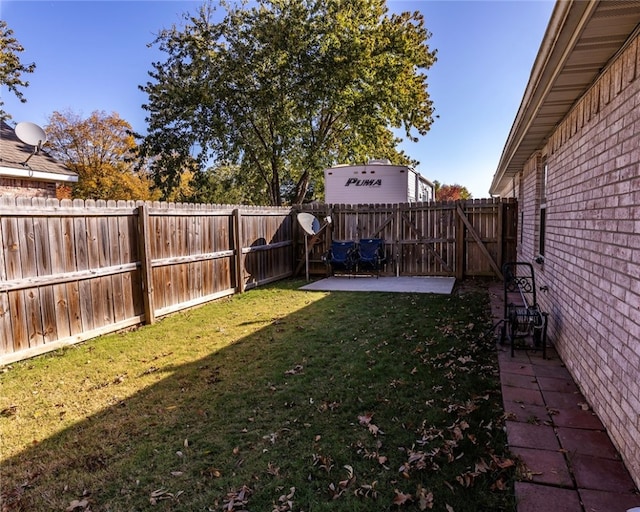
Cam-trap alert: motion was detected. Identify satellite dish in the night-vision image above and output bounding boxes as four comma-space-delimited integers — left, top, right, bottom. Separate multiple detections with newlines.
297, 212, 321, 236
15, 122, 47, 147
15, 122, 47, 166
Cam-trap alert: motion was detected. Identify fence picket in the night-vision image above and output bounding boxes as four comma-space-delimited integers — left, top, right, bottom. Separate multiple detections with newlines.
0, 198, 515, 364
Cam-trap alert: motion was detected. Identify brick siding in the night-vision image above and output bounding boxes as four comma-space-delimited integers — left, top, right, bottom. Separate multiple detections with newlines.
0, 178, 57, 198
516, 34, 640, 486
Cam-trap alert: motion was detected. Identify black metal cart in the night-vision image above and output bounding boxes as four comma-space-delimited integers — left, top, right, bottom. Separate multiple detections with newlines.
500, 262, 548, 359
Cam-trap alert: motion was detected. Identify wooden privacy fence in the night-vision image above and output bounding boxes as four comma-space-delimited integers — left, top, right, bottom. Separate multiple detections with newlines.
296, 198, 517, 279
0, 197, 515, 364
0, 198, 293, 365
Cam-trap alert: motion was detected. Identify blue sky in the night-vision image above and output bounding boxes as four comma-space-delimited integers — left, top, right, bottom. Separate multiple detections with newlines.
1, 0, 555, 198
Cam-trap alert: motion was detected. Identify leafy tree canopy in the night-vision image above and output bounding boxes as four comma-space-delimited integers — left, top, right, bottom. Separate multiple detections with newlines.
45, 110, 160, 201
0, 20, 36, 121
434, 181, 472, 201
139, 0, 437, 205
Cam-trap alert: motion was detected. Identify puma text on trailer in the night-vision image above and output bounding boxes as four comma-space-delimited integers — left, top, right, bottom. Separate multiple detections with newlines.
323, 160, 434, 205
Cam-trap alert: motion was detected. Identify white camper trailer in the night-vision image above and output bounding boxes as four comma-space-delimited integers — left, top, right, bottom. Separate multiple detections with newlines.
323, 160, 434, 205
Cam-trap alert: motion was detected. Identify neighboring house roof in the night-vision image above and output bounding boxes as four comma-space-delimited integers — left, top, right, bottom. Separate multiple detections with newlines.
490, 0, 640, 196
0, 119, 78, 183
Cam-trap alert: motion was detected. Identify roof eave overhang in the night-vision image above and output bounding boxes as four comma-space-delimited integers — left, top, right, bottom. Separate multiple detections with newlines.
490, 0, 595, 196
0, 165, 79, 183
490, 0, 640, 196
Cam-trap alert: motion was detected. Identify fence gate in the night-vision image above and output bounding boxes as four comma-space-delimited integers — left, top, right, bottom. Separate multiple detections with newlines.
297, 199, 517, 279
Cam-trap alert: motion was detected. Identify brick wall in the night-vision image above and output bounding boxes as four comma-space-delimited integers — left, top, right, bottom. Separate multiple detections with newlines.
0, 178, 57, 198
517, 35, 640, 486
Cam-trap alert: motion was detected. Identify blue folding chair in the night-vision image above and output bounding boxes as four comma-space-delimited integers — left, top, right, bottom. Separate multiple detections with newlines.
323, 240, 357, 276
356, 238, 386, 277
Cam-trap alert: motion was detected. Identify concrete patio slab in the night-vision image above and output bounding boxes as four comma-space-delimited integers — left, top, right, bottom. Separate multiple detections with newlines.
299, 276, 456, 294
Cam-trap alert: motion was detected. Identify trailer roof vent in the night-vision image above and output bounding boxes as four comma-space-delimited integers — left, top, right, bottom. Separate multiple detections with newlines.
367, 159, 391, 165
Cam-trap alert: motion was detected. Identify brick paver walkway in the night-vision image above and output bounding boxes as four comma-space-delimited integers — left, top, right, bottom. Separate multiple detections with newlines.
488, 283, 640, 512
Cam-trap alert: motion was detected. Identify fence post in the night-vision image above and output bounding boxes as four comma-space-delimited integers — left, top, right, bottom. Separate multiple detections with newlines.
137, 203, 155, 325
455, 201, 465, 280
233, 208, 245, 293
394, 204, 401, 276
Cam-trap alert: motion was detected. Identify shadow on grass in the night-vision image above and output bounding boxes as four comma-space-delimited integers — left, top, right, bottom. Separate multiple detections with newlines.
0, 280, 515, 511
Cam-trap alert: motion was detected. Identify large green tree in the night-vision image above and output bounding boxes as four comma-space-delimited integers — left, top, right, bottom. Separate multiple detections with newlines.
46, 110, 160, 201
0, 20, 36, 121
139, 0, 437, 205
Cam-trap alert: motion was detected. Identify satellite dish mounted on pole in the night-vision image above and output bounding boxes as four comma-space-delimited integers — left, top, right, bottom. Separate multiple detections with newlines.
15, 121, 47, 167
296, 212, 332, 281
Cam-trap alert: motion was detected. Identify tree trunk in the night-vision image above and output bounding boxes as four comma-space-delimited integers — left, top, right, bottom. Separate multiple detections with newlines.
293, 170, 310, 205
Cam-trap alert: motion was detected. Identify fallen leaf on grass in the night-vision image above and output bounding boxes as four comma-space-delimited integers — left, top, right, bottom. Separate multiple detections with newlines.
312, 453, 334, 473
491, 478, 508, 491
354, 481, 378, 499
202, 467, 221, 478
272, 487, 295, 512
222, 485, 252, 511
416, 486, 433, 510
0, 405, 17, 417
284, 365, 304, 375
358, 413, 384, 436
339, 465, 356, 489
358, 413, 373, 426
491, 455, 515, 469
66, 498, 90, 511
149, 489, 184, 505
267, 462, 280, 476
392, 490, 413, 506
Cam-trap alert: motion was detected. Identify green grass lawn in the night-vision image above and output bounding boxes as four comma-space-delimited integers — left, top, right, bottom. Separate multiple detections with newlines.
0, 279, 515, 511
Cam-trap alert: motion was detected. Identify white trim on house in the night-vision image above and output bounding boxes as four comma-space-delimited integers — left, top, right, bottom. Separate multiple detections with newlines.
490, 0, 640, 196
0, 165, 79, 183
